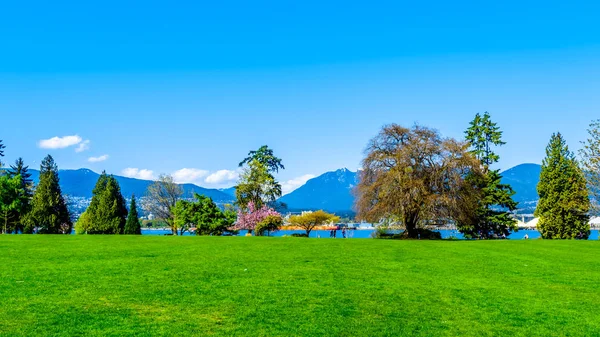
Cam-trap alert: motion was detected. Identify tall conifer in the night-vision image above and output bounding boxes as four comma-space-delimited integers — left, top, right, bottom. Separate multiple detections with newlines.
124, 194, 141, 234
458, 112, 518, 238
79, 172, 128, 234
535, 133, 590, 239
0, 139, 5, 167
24, 155, 72, 234
6, 158, 33, 232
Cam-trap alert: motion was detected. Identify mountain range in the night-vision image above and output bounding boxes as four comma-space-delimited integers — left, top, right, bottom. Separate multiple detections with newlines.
279, 164, 542, 214
27, 164, 542, 215
29, 169, 233, 202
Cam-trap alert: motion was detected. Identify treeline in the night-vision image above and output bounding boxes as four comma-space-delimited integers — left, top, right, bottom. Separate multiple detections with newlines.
0, 153, 71, 234
2, 112, 600, 239
355, 112, 596, 240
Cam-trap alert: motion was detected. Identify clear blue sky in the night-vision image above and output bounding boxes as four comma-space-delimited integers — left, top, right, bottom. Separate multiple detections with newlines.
1, 1, 600, 192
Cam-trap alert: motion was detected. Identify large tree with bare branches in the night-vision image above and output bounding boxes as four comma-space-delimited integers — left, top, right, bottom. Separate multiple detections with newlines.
143, 174, 183, 235
355, 124, 483, 238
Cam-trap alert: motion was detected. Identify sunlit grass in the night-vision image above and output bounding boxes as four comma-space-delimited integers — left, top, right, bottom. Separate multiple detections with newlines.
0, 236, 599, 336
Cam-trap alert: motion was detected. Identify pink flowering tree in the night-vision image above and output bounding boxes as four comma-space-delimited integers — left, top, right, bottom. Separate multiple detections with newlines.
234, 201, 282, 234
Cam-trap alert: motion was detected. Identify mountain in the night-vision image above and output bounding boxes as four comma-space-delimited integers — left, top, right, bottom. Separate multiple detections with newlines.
29, 169, 234, 202
499, 163, 542, 204
219, 187, 237, 197
279, 168, 358, 213
279, 164, 542, 214
499, 163, 542, 213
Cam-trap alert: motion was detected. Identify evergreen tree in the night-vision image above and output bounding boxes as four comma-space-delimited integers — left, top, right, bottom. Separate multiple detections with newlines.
0, 139, 5, 167
124, 194, 141, 234
535, 133, 590, 239
8, 158, 33, 196
458, 112, 518, 239
6, 158, 33, 233
78, 172, 128, 234
24, 155, 72, 234
0, 174, 27, 234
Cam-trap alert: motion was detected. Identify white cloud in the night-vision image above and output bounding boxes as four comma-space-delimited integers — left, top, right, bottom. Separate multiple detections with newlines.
88, 154, 109, 163
75, 140, 91, 153
281, 174, 315, 195
204, 170, 239, 185
121, 168, 155, 180
38, 135, 82, 149
172, 168, 209, 184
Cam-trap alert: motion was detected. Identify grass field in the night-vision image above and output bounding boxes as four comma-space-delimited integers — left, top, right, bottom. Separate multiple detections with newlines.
1, 236, 599, 336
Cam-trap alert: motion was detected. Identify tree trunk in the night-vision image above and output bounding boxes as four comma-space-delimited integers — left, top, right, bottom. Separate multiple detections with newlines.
405, 218, 418, 238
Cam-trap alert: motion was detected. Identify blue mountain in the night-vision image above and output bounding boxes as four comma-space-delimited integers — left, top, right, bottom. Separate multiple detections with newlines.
29, 168, 234, 202
499, 163, 542, 204
279, 168, 358, 212
278, 164, 542, 214
219, 187, 237, 197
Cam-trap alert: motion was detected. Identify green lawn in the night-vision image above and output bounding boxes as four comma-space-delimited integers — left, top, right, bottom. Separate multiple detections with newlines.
0, 236, 599, 336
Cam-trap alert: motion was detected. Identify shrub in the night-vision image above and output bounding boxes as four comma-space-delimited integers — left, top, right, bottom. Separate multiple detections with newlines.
374, 228, 442, 240
255, 215, 283, 236
291, 233, 308, 237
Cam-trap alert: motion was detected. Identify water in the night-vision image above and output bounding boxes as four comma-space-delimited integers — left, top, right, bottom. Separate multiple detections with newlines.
140, 228, 600, 240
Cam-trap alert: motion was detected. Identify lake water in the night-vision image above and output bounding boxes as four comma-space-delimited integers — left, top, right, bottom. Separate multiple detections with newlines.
141, 228, 600, 240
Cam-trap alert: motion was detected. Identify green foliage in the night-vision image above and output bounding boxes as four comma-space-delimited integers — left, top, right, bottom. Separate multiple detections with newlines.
24, 155, 72, 234
465, 112, 505, 166
0, 139, 5, 167
458, 112, 518, 239
78, 172, 128, 234
124, 194, 141, 235
254, 214, 283, 236
235, 159, 282, 210
239, 145, 285, 173
8, 158, 33, 198
75, 211, 91, 235
0, 174, 27, 234
173, 193, 235, 236
579, 120, 600, 213
535, 133, 590, 239
5, 158, 33, 232
288, 210, 340, 237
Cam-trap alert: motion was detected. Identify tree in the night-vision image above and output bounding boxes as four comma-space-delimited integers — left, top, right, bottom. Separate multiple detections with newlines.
579, 120, 600, 213
235, 159, 282, 210
6, 158, 33, 233
124, 194, 141, 234
143, 174, 183, 235
239, 145, 285, 173
173, 193, 235, 236
78, 172, 128, 234
288, 210, 340, 237
458, 112, 518, 239
0, 139, 5, 167
535, 133, 590, 239
234, 201, 281, 234
355, 124, 483, 238
8, 158, 33, 195
0, 175, 27, 234
24, 155, 72, 234
255, 214, 284, 236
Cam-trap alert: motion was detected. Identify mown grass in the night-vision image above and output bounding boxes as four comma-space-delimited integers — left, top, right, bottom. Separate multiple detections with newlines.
0, 236, 599, 336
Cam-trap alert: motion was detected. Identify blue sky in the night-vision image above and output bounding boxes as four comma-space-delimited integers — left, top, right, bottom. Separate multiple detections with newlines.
1, 1, 600, 193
